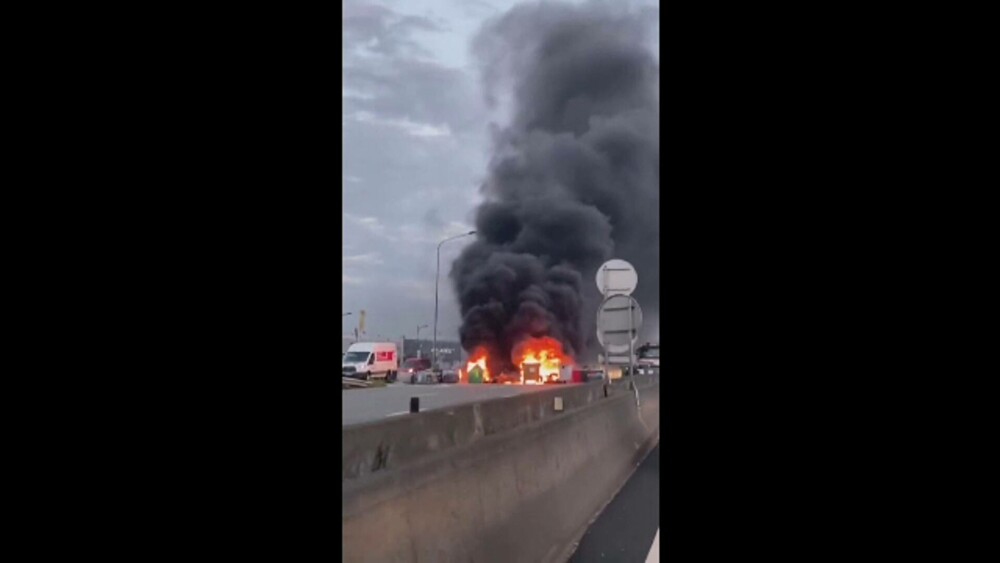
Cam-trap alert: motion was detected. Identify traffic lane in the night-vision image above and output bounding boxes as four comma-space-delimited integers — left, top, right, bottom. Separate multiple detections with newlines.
342, 383, 565, 426
570, 443, 660, 562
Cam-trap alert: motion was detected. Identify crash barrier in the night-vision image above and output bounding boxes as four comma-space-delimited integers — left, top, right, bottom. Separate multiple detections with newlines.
342, 377, 372, 389
342, 372, 659, 563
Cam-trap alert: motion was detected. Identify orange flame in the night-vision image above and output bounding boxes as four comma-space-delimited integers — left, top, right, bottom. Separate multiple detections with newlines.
464, 338, 573, 385
465, 348, 491, 383
513, 336, 572, 385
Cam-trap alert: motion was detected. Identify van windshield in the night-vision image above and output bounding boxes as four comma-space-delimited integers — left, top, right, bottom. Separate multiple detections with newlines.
344, 352, 370, 363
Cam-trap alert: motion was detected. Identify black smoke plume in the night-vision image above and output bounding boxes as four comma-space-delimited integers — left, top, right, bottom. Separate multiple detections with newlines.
451, 1, 659, 373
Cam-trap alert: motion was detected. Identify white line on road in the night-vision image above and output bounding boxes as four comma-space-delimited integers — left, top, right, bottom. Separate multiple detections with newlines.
385, 411, 409, 417
646, 529, 659, 562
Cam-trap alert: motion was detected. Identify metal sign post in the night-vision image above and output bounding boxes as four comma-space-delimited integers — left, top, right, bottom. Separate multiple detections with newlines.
629, 298, 640, 407
602, 342, 610, 384
595, 259, 643, 406
597, 293, 643, 390
628, 297, 635, 379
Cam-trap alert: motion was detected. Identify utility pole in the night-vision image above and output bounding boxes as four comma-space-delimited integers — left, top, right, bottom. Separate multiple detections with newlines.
433, 231, 476, 368
416, 324, 428, 358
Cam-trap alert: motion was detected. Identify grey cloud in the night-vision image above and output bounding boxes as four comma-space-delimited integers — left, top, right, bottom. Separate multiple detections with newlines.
423, 207, 445, 229
451, 0, 501, 18
344, 56, 483, 136
343, 252, 385, 265
343, 1, 444, 58
343, 1, 486, 143
344, 1, 573, 346
341, 117, 486, 220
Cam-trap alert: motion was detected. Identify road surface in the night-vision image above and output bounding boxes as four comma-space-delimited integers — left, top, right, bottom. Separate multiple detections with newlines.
570, 443, 660, 562
342, 382, 570, 426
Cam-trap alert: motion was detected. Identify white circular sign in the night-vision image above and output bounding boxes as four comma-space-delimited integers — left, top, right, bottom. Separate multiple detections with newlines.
596, 294, 643, 354
595, 259, 638, 297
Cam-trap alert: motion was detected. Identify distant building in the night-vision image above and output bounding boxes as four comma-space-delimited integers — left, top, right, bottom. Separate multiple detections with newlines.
402, 339, 464, 366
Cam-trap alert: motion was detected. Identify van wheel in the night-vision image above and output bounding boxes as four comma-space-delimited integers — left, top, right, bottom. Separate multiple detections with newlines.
365, 371, 371, 381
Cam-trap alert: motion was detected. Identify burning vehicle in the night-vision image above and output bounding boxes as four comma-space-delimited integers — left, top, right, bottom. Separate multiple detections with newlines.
462, 336, 571, 385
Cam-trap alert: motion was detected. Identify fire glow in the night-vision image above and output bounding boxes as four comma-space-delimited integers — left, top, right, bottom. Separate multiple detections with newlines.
464, 337, 573, 385
464, 348, 491, 383
515, 336, 570, 384
513, 336, 572, 385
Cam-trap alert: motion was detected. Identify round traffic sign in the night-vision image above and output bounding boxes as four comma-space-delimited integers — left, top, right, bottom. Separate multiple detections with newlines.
596, 259, 638, 297
596, 294, 643, 354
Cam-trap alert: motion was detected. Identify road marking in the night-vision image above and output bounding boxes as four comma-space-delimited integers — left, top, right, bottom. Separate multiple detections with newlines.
415, 393, 438, 398
386, 411, 409, 417
645, 529, 659, 562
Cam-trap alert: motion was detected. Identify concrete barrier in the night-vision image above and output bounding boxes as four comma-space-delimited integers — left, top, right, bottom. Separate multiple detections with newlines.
342, 374, 659, 563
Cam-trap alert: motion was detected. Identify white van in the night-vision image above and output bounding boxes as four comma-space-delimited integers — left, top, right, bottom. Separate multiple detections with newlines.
342, 342, 399, 381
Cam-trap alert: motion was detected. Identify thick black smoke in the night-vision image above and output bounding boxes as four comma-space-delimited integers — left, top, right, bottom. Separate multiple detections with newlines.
451, 1, 659, 372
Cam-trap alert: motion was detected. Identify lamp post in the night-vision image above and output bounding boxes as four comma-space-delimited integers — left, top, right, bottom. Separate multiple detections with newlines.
416, 324, 428, 358
343, 312, 354, 343
433, 230, 476, 368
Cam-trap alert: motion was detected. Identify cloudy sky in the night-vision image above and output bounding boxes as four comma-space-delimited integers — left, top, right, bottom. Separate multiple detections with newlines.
342, 0, 658, 343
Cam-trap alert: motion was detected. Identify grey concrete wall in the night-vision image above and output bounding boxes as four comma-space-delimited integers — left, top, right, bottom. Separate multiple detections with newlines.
342, 374, 659, 563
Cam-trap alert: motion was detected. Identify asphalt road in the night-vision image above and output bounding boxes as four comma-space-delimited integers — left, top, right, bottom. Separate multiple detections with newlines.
570, 443, 660, 562
342, 382, 568, 426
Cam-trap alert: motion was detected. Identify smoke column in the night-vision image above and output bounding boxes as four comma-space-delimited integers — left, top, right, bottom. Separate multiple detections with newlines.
451, 1, 660, 372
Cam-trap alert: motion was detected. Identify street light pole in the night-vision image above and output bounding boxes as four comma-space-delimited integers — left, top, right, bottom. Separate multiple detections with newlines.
416, 324, 428, 358
343, 312, 354, 344
433, 230, 476, 368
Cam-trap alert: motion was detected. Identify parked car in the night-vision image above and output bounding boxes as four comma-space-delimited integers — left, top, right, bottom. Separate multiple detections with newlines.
410, 369, 439, 385
401, 358, 432, 382
636, 343, 660, 374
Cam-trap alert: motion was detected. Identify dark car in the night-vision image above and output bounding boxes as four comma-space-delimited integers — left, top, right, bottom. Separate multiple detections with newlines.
401, 358, 433, 383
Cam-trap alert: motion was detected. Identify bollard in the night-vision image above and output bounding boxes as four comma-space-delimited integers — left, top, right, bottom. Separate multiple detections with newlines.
410, 397, 419, 413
